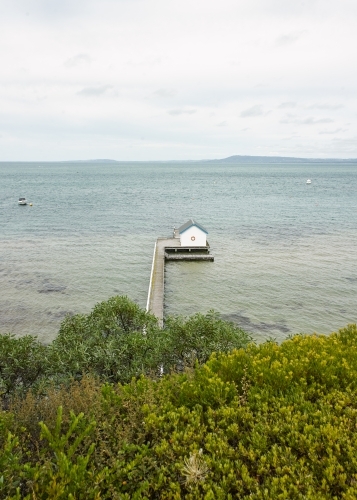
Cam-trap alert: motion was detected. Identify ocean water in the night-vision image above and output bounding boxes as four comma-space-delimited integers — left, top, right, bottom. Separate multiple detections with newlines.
0, 161, 356, 343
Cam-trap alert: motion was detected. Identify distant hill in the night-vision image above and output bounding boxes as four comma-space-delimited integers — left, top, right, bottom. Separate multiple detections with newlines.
206, 155, 357, 163
62, 159, 119, 163
17, 156, 355, 164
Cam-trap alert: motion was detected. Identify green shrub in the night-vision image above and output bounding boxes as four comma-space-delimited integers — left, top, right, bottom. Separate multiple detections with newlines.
9, 374, 102, 442
49, 298, 252, 385
49, 296, 163, 384
0, 334, 49, 403
3, 324, 357, 498
162, 311, 252, 371
2, 296, 356, 498
29, 406, 99, 500
1, 297, 252, 398
89, 295, 158, 335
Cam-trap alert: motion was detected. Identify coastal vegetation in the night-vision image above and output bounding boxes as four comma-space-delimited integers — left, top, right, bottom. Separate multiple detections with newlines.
0, 296, 250, 402
0, 296, 357, 498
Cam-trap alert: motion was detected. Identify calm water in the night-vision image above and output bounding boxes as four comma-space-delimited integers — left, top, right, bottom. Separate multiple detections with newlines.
1, 161, 356, 343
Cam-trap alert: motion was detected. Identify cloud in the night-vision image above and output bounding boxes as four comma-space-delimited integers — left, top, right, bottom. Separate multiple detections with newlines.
126, 56, 162, 67
330, 135, 357, 144
77, 85, 113, 97
216, 121, 227, 127
240, 105, 263, 117
275, 30, 307, 46
319, 128, 346, 135
1, 0, 357, 160
281, 115, 334, 125
322, 136, 357, 153
278, 102, 296, 109
168, 109, 196, 116
300, 117, 334, 125
64, 53, 91, 68
305, 103, 344, 110
282, 135, 300, 140
152, 88, 177, 98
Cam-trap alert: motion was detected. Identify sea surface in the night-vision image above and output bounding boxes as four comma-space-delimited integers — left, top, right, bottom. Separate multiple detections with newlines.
1, 161, 356, 343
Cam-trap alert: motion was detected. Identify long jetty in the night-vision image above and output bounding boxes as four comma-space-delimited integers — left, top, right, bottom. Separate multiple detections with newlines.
146, 235, 213, 327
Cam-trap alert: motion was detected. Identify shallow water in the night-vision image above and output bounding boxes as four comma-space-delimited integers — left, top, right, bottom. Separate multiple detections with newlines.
1, 161, 356, 342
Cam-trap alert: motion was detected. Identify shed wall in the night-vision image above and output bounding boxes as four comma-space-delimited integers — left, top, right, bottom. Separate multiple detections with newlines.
180, 226, 207, 246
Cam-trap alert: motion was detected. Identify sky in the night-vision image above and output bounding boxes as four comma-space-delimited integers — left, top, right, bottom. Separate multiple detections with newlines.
1, 0, 357, 161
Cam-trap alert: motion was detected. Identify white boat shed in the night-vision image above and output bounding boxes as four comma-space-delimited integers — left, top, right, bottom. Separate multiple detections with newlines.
177, 219, 208, 247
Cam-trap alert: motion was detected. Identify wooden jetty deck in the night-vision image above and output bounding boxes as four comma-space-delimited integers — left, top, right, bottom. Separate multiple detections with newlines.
146, 237, 213, 326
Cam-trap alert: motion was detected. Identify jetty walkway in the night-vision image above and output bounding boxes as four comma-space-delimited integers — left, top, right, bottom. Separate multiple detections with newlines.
146, 236, 213, 327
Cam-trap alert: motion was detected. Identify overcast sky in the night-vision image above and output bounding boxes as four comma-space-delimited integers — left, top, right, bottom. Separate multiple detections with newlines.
1, 0, 357, 160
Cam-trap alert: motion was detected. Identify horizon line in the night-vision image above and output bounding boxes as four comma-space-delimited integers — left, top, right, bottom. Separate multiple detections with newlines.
1, 154, 357, 163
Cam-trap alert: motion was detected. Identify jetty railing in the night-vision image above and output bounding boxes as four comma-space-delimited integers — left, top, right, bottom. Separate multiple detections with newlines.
146, 240, 157, 312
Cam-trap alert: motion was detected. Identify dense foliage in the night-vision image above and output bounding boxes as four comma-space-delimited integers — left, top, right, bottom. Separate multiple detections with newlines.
1, 317, 357, 498
0, 296, 250, 403
0, 335, 47, 399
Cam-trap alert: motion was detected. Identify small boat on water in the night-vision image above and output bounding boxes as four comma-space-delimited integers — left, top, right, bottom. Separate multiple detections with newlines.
18, 197, 27, 205
306, 179, 312, 184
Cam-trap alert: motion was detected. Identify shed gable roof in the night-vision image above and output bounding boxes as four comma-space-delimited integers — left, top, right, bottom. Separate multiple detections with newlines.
178, 219, 208, 235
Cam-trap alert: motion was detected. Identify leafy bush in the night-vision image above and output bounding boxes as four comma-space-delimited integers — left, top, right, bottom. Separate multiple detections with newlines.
162, 311, 252, 371
1, 296, 252, 405
9, 374, 102, 441
50, 298, 251, 384
1, 324, 357, 498
0, 334, 48, 403
49, 296, 163, 384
